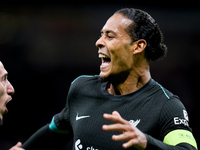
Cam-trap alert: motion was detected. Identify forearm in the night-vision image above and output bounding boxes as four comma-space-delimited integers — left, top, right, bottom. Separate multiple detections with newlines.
145, 134, 197, 150
22, 125, 72, 150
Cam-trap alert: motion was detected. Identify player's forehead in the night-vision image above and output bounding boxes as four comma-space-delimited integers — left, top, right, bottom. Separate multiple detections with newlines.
0, 61, 7, 77
102, 13, 133, 35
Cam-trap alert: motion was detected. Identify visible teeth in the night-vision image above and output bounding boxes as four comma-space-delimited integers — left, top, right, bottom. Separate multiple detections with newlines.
99, 54, 109, 58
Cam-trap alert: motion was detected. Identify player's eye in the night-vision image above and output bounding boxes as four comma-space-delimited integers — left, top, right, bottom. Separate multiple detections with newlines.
2, 75, 7, 82
108, 35, 114, 39
107, 34, 115, 39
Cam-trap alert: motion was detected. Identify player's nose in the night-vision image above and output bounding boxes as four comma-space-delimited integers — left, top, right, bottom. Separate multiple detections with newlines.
7, 80, 15, 96
95, 36, 105, 49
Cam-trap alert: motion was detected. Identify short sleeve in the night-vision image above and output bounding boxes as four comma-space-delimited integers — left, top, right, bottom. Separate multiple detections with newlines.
49, 103, 72, 134
159, 98, 192, 140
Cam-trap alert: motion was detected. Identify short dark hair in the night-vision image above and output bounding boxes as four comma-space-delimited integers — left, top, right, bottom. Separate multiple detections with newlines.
115, 8, 167, 61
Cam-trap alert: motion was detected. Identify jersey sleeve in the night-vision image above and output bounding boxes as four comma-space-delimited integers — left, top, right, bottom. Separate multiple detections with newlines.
156, 98, 197, 149
23, 101, 73, 150
22, 124, 72, 150
49, 107, 72, 134
159, 98, 191, 138
22, 78, 78, 150
145, 98, 197, 149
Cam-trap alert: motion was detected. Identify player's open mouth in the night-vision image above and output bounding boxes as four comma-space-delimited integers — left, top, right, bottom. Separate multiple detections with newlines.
99, 54, 111, 69
4, 98, 11, 114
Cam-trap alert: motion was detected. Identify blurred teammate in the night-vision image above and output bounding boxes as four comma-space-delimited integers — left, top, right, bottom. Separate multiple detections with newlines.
0, 61, 24, 150
22, 8, 197, 149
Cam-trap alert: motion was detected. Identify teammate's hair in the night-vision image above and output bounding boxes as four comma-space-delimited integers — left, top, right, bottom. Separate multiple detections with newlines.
115, 8, 167, 61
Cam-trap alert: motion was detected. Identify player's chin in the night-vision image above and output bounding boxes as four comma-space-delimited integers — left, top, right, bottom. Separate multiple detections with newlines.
99, 65, 112, 78
99, 70, 111, 79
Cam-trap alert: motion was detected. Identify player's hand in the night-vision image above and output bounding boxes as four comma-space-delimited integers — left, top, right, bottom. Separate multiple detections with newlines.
102, 111, 147, 150
9, 142, 25, 150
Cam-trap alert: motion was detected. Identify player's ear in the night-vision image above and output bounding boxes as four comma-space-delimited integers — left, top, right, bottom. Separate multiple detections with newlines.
131, 39, 147, 55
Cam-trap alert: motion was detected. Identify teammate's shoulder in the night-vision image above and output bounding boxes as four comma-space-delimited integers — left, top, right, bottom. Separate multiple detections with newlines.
71, 75, 99, 85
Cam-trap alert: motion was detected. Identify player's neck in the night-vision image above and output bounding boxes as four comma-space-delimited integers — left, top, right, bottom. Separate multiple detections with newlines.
107, 66, 151, 95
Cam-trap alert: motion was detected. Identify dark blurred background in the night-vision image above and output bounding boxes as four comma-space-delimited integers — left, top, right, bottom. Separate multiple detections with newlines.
0, 1, 199, 149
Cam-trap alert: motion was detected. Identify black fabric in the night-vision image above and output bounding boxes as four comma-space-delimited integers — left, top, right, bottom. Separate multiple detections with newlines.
23, 75, 197, 150
22, 125, 72, 150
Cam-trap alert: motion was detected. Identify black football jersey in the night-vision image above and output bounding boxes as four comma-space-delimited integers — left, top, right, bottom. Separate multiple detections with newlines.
52, 75, 194, 150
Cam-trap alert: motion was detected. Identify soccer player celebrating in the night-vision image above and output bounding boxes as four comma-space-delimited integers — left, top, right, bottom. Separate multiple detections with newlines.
0, 61, 25, 150
22, 8, 197, 150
